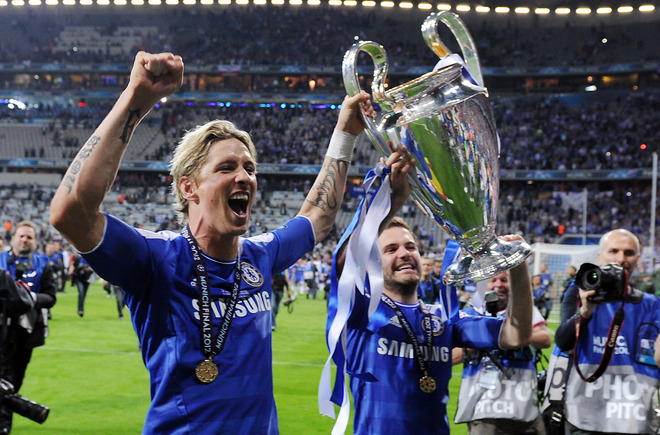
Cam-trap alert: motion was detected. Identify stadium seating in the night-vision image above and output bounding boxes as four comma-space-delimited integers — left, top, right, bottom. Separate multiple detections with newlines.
0, 4, 657, 272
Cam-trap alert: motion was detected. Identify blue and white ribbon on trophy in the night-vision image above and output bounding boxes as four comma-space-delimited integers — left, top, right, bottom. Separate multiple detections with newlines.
438, 238, 462, 319
434, 53, 479, 85
318, 163, 392, 435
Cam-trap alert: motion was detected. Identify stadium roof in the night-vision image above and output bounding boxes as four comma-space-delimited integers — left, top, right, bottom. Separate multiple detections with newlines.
0, 0, 656, 14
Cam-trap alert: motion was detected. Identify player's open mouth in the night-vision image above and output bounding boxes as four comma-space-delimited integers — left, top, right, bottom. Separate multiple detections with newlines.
229, 193, 249, 217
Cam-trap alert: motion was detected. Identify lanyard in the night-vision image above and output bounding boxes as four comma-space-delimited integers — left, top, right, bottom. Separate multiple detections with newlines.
380, 294, 435, 391
181, 225, 242, 360
573, 270, 629, 383
573, 303, 626, 383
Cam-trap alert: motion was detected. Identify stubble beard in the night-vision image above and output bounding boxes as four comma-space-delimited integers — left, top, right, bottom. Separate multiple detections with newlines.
384, 276, 418, 300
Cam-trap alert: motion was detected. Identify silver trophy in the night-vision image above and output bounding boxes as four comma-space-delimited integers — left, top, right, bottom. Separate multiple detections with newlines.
342, 11, 530, 284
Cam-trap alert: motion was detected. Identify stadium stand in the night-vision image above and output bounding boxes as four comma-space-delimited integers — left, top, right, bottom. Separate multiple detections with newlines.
0, 3, 658, 281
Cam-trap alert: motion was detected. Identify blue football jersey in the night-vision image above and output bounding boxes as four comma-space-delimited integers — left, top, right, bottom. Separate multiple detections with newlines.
84, 213, 315, 434
345, 292, 503, 435
0, 251, 51, 293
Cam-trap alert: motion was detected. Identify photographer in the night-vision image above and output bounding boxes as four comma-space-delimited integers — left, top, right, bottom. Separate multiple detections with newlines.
454, 271, 552, 434
532, 274, 550, 319
555, 229, 660, 434
45, 241, 66, 293
0, 221, 57, 433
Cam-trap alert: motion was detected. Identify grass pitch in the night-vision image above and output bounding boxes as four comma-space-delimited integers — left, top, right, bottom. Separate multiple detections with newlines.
14, 282, 558, 434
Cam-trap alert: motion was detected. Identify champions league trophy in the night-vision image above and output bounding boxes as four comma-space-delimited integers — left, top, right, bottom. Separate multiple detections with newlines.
342, 11, 530, 284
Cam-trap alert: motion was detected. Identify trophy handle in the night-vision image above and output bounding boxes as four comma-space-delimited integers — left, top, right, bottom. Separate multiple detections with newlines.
421, 11, 484, 87
342, 41, 395, 111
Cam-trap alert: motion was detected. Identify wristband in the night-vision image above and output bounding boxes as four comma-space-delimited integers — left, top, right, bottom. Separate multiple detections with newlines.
325, 129, 356, 162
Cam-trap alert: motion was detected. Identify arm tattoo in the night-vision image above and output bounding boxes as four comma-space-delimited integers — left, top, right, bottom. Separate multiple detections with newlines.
61, 135, 100, 194
305, 158, 348, 211
119, 108, 141, 144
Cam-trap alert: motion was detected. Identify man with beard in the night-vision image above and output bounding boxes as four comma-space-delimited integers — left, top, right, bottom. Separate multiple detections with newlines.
324, 154, 533, 435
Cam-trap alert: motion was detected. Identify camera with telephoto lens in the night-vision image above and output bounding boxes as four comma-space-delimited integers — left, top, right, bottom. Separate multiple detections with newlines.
575, 262, 628, 304
0, 268, 50, 425
0, 378, 49, 424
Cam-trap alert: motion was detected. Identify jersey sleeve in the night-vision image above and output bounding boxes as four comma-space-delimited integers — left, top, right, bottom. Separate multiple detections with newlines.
248, 215, 315, 274
452, 310, 504, 350
82, 213, 160, 291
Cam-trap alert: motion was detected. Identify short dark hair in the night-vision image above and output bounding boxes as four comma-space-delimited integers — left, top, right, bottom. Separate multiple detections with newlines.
381, 217, 418, 248
382, 216, 413, 235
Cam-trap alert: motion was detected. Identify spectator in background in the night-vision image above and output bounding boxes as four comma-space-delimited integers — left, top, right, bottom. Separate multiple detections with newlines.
560, 265, 577, 302
45, 241, 66, 293
416, 256, 437, 304
70, 252, 94, 317
104, 281, 126, 320
304, 257, 319, 300
319, 254, 331, 301
539, 263, 554, 315
0, 221, 58, 433
271, 271, 291, 331
293, 258, 307, 295
431, 257, 443, 282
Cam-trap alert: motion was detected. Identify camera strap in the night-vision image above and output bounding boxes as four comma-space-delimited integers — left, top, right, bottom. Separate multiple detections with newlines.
573, 271, 629, 383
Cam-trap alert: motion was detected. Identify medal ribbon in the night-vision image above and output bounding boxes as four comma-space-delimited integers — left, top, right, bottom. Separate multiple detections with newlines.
182, 225, 242, 360
380, 294, 433, 378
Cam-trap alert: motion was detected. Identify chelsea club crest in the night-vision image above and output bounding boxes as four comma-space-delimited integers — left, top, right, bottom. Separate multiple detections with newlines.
424, 315, 444, 337
240, 262, 263, 287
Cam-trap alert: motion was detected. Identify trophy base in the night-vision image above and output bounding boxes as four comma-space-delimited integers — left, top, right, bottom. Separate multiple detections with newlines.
443, 237, 531, 285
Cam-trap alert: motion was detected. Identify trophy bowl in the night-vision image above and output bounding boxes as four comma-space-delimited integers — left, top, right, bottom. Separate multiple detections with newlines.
342, 11, 530, 284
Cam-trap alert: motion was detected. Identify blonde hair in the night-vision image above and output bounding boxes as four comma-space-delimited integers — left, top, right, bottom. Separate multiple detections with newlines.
170, 120, 256, 223
14, 220, 38, 236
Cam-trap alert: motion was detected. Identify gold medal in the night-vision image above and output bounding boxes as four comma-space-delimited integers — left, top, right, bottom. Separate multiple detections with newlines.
195, 359, 218, 384
419, 374, 436, 393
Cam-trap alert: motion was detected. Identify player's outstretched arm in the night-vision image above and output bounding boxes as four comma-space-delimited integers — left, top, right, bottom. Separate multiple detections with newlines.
333, 146, 414, 278
377, 147, 414, 233
499, 234, 533, 349
50, 52, 183, 252
298, 91, 375, 242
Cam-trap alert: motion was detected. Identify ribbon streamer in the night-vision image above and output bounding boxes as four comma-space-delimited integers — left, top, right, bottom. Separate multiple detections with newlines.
318, 164, 392, 434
